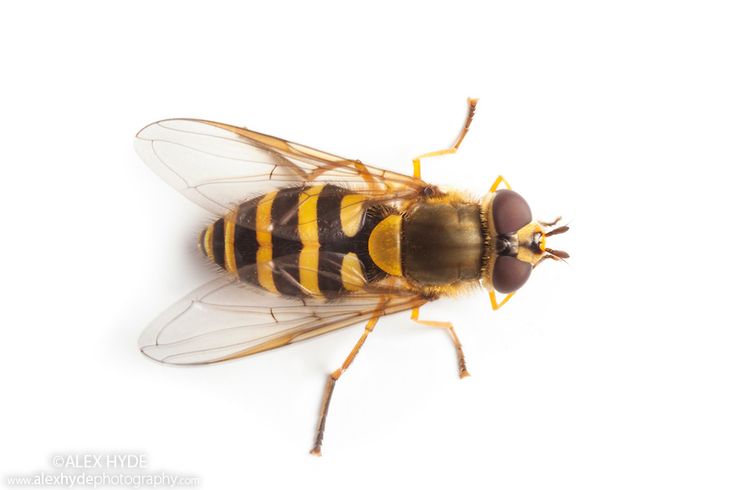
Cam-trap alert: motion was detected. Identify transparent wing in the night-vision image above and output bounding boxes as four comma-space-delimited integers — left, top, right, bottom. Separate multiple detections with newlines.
135, 118, 427, 215
139, 271, 426, 365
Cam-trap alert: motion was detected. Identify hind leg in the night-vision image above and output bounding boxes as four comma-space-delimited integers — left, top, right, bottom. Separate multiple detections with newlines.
310, 311, 382, 456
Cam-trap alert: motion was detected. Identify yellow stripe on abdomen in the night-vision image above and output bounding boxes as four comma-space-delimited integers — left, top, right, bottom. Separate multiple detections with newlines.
340, 194, 367, 237
298, 185, 325, 295
341, 252, 366, 291
256, 191, 278, 293
203, 224, 214, 260
223, 211, 237, 273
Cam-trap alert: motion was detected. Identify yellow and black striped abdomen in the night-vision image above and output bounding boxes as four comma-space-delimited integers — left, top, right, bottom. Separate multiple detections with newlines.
199, 184, 389, 298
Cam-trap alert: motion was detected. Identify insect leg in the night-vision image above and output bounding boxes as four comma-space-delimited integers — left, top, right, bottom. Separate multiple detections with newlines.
411, 307, 470, 378
489, 290, 515, 310
489, 175, 512, 192
412, 98, 478, 179
310, 311, 382, 456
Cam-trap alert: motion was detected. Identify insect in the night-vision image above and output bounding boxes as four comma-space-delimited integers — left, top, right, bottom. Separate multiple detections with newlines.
135, 99, 569, 455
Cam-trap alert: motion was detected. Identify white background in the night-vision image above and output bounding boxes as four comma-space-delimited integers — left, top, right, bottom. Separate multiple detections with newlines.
1, 1, 735, 489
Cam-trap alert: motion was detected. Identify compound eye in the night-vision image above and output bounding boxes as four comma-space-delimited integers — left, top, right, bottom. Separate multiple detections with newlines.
493, 189, 532, 234
492, 256, 532, 293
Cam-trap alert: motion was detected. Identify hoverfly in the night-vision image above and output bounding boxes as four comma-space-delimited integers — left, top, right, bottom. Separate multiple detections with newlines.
135, 99, 569, 455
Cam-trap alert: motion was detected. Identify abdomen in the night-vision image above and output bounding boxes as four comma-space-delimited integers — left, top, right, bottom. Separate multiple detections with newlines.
199, 184, 387, 298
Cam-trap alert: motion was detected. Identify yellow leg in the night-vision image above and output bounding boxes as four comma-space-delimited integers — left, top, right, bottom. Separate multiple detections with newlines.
489, 175, 512, 192
489, 290, 514, 311
411, 307, 470, 378
413, 98, 479, 179
310, 312, 381, 456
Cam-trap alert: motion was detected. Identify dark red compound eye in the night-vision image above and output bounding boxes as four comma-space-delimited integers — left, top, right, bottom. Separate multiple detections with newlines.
492, 189, 532, 234
492, 256, 532, 293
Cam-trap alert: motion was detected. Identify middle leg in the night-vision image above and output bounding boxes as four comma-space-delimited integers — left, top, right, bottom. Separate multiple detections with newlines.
413, 98, 479, 179
411, 307, 470, 378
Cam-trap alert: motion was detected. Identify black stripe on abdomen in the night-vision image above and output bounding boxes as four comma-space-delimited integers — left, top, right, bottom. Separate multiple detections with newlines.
234, 198, 259, 283
317, 184, 349, 249
316, 185, 354, 298
211, 218, 225, 268
317, 252, 346, 298
270, 187, 304, 296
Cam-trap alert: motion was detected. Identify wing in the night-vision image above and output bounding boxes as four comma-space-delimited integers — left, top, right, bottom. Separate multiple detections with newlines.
139, 272, 427, 365
135, 118, 428, 215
